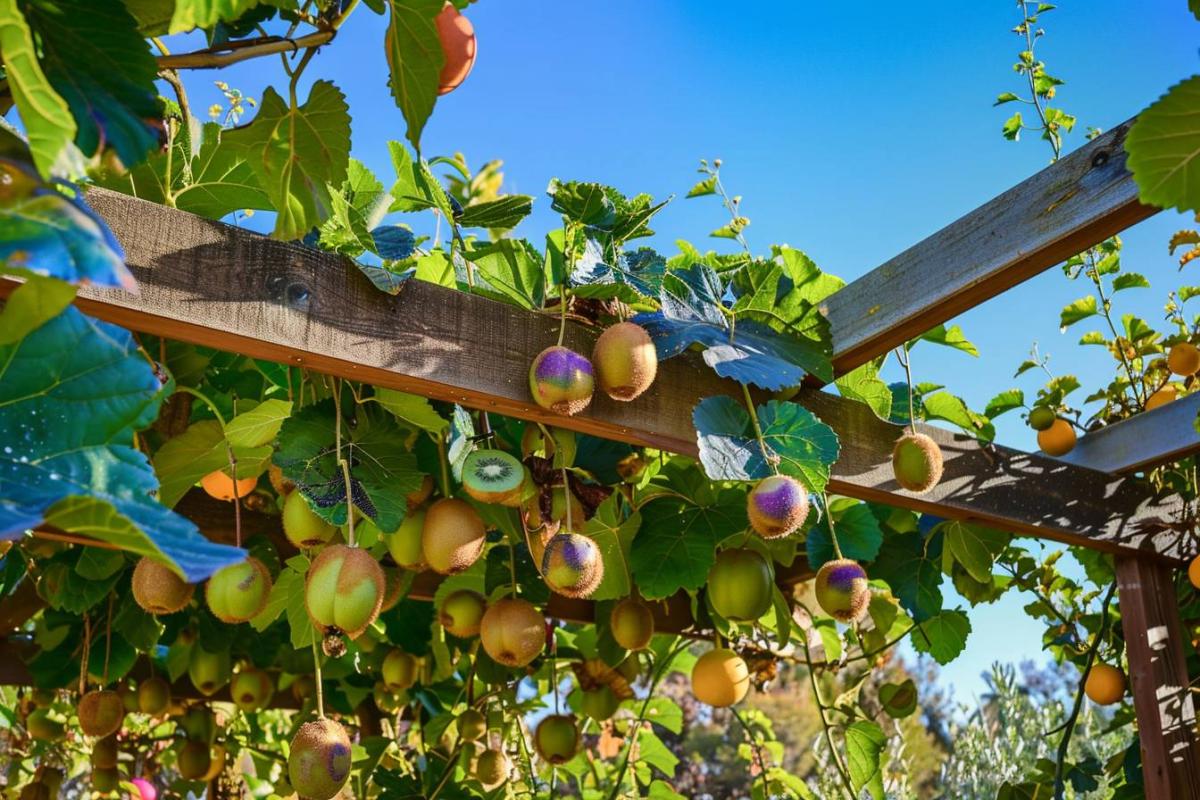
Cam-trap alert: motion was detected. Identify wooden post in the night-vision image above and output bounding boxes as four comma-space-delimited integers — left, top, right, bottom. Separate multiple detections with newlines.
1115, 556, 1200, 799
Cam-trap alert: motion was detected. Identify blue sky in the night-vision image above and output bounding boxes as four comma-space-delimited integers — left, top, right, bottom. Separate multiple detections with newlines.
165, 1, 1198, 699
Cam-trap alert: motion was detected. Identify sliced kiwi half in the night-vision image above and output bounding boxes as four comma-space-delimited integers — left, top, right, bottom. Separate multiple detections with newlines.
462, 449, 526, 505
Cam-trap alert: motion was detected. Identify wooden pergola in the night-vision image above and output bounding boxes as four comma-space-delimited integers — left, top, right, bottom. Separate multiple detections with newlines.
2, 117, 1198, 796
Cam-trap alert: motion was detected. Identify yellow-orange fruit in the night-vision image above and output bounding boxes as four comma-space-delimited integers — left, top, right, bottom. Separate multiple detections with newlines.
268, 463, 295, 496
132, 557, 194, 615
746, 475, 809, 538
1189, 554, 1200, 590
1037, 418, 1077, 457
386, 508, 429, 571
592, 322, 658, 401
305, 545, 385, 639
78, 690, 125, 738
691, 648, 749, 707
891, 433, 944, 494
381, 649, 419, 692
479, 596, 545, 667
1146, 385, 1177, 411
439, 589, 487, 638
422, 498, 486, 575
1084, 663, 1126, 706
406, 474, 435, 511
435, 2, 477, 96
206, 557, 272, 623
609, 597, 654, 651
1168, 342, 1200, 376
288, 718, 352, 800
200, 470, 256, 502
200, 744, 227, 782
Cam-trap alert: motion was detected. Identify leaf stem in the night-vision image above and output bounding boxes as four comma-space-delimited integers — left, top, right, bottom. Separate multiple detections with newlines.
740, 383, 777, 476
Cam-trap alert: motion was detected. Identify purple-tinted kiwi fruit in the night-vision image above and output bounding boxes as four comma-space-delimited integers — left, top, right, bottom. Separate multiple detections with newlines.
529, 346, 594, 416
746, 475, 809, 539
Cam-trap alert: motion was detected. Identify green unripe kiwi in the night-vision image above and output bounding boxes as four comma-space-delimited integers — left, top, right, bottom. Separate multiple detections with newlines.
457, 707, 486, 741
439, 589, 487, 638
178, 705, 216, 742
534, 713, 580, 764
706, 548, 774, 622
132, 556, 195, 615
474, 748, 510, 790
1028, 405, 1056, 431
138, 676, 171, 716
92, 767, 120, 794
177, 739, 212, 780
422, 499, 486, 575
230, 667, 274, 712
188, 647, 232, 697
78, 690, 125, 738
542, 532, 604, 598
580, 686, 619, 721
593, 321, 658, 401
385, 508, 428, 571
26, 707, 65, 742
288, 718, 353, 800
92, 734, 119, 769
616, 654, 641, 683
479, 596, 545, 667
813, 558, 871, 623
891, 432, 944, 495
381, 649, 419, 692
609, 597, 654, 651
119, 682, 139, 713
205, 557, 272, 623
305, 544, 385, 639
283, 491, 336, 548
373, 682, 402, 714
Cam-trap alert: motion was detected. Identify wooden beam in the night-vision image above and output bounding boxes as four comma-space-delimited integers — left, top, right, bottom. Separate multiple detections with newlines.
824, 119, 1157, 374
1, 188, 1188, 561
1058, 394, 1200, 474
1115, 557, 1200, 799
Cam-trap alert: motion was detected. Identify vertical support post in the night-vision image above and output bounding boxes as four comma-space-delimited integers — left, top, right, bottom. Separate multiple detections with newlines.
1115, 556, 1200, 799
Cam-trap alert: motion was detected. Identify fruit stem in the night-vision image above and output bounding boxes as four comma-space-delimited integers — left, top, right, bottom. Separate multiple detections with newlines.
435, 435, 452, 500
78, 613, 91, 695
310, 637, 326, 719
561, 468, 573, 533
333, 381, 356, 548
740, 383, 777, 476
895, 345, 917, 436
821, 493, 845, 561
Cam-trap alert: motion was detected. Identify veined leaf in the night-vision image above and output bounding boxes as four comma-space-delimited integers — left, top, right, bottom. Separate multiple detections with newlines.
153, 419, 273, 508
1059, 295, 1098, 329
630, 488, 745, 599
1126, 76, 1200, 213
845, 721, 886, 800
835, 359, 892, 421
806, 500, 883, 569
1112, 272, 1149, 292
374, 388, 448, 434
583, 495, 639, 601
457, 195, 533, 230
168, 0, 285, 33
686, 176, 716, 197
984, 388, 1024, 419
917, 324, 978, 356
0, 275, 75, 344
911, 608, 972, 664
384, 0, 444, 151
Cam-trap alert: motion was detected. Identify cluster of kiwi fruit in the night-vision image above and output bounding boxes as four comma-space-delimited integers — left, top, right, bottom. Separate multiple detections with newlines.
529, 321, 659, 415
175, 705, 228, 783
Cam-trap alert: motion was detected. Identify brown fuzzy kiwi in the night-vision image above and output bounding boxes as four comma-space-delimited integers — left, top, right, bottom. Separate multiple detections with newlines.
137, 676, 171, 715
132, 557, 195, 615
813, 558, 871, 624
745, 475, 809, 539
288, 718, 353, 800
541, 532, 604, 598
78, 690, 125, 738
592, 321, 658, 401
891, 433, 944, 494
177, 740, 212, 780
421, 498, 486, 575
474, 748, 510, 790
406, 474, 435, 511
479, 596, 545, 667
92, 735, 119, 769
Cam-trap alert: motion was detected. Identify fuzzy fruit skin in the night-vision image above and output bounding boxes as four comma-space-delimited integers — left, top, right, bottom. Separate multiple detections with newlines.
305, 545, 385, 639
26, 708, 64, 741
230, 667, 274, 712
457, 708, 486, 741
92, 735, 119, 769
691, 648, 750, 707
1189, 554, 1200, 590
288, 718, 353, 800
610, 597, 654, 651
283, 492, 336, 549
707, 548, 774, 622
200, 470, 256, 501
79, 690, 125, 738
534, 714, 580, 765
177, 739, 212, 780
463, 449, 526, 505
188, 647, 232, 696
580, 686, 619, 721
422, 499, 486, 575
891, 433, 944, 494
1146, 385, 1177, 410
200, 745, 227, 782
1027, 406, 1056, 431
593, 322, 658, 401
132, 557, 194, 615
542, 532, 604, 598
178, 705, 216, 742
374, 682, 401, 714
439, 589, 487, 638
130, 778, 157, 800
1084, 663, 1126, 705
206, 557, 272, 623
746, 475, 809, 538
407, 474, 435, 511
434, 2, 476, 95
1037, 418, 1077, 456
385, 508, 429, 571
529, 346, 595, 416
475, 749, 510, 789
382, 649, 419, 691
1168, 342, 1200, 376
480, 596, 545, 667
814, 559, 870, 623
137, 676, 171, 715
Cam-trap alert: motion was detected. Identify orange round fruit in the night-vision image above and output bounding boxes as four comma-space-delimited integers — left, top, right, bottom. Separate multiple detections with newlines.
435, 2, 477, 96
1084, 663, 1125, 706
691, 647, 749, 707
200, 470, 257, 501
1146, 386, 1177, 411
1188, 554, 1200, 590
1037, 418, 1076, 457
1168, 342, 1200, 376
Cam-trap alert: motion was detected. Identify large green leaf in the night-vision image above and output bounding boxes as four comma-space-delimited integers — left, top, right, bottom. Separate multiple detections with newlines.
465, 238, 546, 309
845, 721, 886, 800
0, 275, 75, 344
225, 399, 293, 448
835, 359, 893, 421
384, 0, 444, 151
805, 500, 883, 569
939, 520, 1009, 583
0, 306, 244, 581
223, 81, 351, 239
167, 0, 285, 32
152, 419, 272, 508
870, 529, 943, 622
582, 495, 640, 601
457, 195, 533, 230
911, 608, 972, 665
630, 488, 745, 599
0, 0, 76, 177
1126, 76, 1200, 213
374, 388, 448, 434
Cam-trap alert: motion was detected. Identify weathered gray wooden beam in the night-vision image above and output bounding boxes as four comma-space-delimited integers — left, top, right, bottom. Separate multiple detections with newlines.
1058, 393, 1200, 474
825, 119, 1156, 374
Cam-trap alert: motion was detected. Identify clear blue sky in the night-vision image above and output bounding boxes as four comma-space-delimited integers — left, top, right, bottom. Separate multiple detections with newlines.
166, 1, 1198, 699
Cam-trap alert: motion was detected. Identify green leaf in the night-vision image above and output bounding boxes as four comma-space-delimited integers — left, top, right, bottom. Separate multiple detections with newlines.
631, 489, 745, 599
1002, 111, 1023, 141
1126, 76, 1200, 213
374, 388, 448, 434
1059, 295, 1098, 329
1112, 272, 1150, 292
806, 501, 883, 569
635, 731, 679, 778
225, 399, 293, 449
845, 721, 886, 800
911, 608, 971, 664
167, 0, 282, 32
465, 238, 546, 309
1078, 331, 1106, 346
939, 520, 1009, 583
317, 158, 392, 257
835, 359, 892, 421
75, 548, 125, 580
921, 391, 994, 441
153, 420, 272, 508
583, 495, 639, 601
0, 276, 75, 345
917, 324, 978, 356
984, 388, 1024, 419
994, 92, 1021, 105
457, 195, 533, 230
223, 81, 351, 240
879, 679, 918, 719
871, 530, 942, 622
384, 0, 445, 151
0, 0, 76, 177
686, 176, 717, 197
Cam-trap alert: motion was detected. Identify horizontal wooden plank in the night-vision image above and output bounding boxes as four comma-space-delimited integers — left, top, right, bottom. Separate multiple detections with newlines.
1, 188, 1188, 562
825, 119, 1157, 374
1058, 393, 1200, 474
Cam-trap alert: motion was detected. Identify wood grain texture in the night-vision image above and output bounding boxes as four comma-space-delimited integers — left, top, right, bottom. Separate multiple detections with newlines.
3, 188, 1188, 560
1058, 393, 1200, 474
1115, 557, 1200, 800
825, 119, 1157, 374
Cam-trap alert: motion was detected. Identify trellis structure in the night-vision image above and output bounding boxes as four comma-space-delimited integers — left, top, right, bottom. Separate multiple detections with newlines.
2, 117, 1199, 797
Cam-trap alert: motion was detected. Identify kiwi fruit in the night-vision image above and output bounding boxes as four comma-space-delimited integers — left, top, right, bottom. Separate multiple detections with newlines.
593, 321, 658, 401
381, 649, 419, 692
422, 498, 486, 575
542, 532, 604, 598
78, 690, 125, 738
92, 767, 120, 794
373, 682, 402, 714
205, 557, 272, 623
201, 745, 227, 782
1168, 342, 1200, 376
230, 667, 274, 712
707, 547, 774, 622
188, 647, 232, 696
529, 345, 595, 415
580, 686, 619, 721
379, 567, 406, 612
119, 682, 139, 713
305, 545, 386, 640
746, 475, 809, 538
891, 432, 944, 494
177, 739, 212, 780
457, 707, 486, 741
534, 714, 580, 764
610, 597, 654, 651
474, 748, 510, 790
132, 557, 195, 615
480, 596, 545, 667
267, 463, 295, 496
691, 648, 750, 707
177, 704, 216, 742
200, 470, 256, 502
463, 449, 526, 505
288, 717, 353, 800
406, 474, 435, 511
439, 589, 487, 638
1027, 405, 1056, 432
92, 734, 119, 769
137, 675, 171, 715
385, 508, 429, 571
283, 492, 336, 548
1038, 418, 1077, 456
813, 558, 871, 623
26, 708, 65, 741
520, 424, 576, 465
